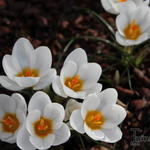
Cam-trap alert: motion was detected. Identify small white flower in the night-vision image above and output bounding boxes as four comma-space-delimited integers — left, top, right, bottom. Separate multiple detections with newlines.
101, 0, 149, 15
64, 99, 82, 122
70, 88, 127, 143
0, 93, 27, 143
116, 5, 150, 46
0, 38, 56, 91
17, 91, 70, 150
52, 48, 102, 99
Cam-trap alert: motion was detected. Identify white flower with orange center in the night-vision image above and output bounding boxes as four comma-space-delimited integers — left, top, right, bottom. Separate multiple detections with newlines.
0, 93, 27, 143
70, 88, 127, 143
52, 48, 102, 99
16, 91, 70, 150
100, 0, 149, 15
116, 5, 150, 46
0, 37, 56, 91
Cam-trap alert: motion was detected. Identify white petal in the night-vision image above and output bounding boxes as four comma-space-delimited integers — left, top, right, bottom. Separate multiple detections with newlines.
53, 123, 70, 146
43, 134, 55, 149
135, 6, 150, 31
117, 1, 136, 14
28, 91, 51, 112
115, 31, 149, 46
64, 99, 82, 121
29, 134, 55, 150
0, 131, 13, 141
0, 109, 4, 120
16, 108, 26, 125
44, 103, 65, 129
81, 94, 100, 119
62, 85, 84, 99
78, 63, 102, 89
52, 76, 68, 98
0, 94, 16, 113
14, 77, 40, 88
0, 123, 13, 140
4, 135, 16, 144
116, 14, 129, 36
85, 83, 102, 96
64, 48, 88, 67
70, 109, 84, 134
34, 46, 52, 75
98, 88, 118, 109
102, 104, 127, 128
60, 60, 77, 80
26, 110, 41, 136
26, 109, 41, 135
115, 32, 130, 46
17, 124, 36, 150
101, 127, 122, 143
12, 37, 36, 68
0, 76, 23, 91
135, 32, 150, 44
11, 93, 27, 114
101, 0, 118, 15
2, 55, 19, 80
33, 69, 56, 90
84, 124, 104, 141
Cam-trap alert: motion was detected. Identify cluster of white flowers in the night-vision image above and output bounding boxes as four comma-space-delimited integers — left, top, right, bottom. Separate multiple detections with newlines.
0, 38, 126, 150
101, 0, 150, 46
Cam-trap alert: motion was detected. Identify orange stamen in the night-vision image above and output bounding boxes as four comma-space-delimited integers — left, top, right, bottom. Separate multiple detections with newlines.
65, 75, 83, 92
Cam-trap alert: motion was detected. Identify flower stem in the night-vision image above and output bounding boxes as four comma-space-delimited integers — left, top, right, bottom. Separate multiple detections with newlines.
55, 38, 75, 69
113, 143, 117, 150
78, 134, 86, 150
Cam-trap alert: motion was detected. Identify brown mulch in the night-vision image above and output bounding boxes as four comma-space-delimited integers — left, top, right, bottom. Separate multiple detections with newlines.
0, 0, 149, 150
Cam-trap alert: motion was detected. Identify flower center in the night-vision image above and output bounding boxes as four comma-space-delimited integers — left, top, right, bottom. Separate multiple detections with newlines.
65, 75, 83, 92
124, 20, 141, 40
85, 110, 105, 130
16, 67, 39, 77
0, 113, 20, 133
118, 0, 127, 2
34, 117, 53, 138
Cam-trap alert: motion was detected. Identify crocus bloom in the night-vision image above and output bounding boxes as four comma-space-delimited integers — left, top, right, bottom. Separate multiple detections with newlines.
101, 0, 149, 15
17, 91, 70, 150
0, 93, 27, 143
116, 5, 150, 46
70, 88, 127, 143
52, 48, 102, 99
0, 38, 56, 91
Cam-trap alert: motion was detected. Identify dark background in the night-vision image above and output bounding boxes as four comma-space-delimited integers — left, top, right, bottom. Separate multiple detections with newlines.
0, 0, 150, 150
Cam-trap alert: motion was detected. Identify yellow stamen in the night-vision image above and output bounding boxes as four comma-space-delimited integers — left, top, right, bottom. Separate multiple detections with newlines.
16, 67, 39, 77
0, 113, 20, 133
34, 117, 53, 138
85, 110, 105, 130
65, 75, 83, 92
124, 20, 141, 40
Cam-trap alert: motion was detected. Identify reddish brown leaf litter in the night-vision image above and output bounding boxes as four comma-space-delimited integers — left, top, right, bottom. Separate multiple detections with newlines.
0, 0, 150, 150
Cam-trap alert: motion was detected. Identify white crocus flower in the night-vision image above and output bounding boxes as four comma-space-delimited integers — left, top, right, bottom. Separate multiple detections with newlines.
116, 5, 150, 46
70, 88, 127, 143
52, 48, 102, 99
17, 91, 70, 150
0, 38, 56, 91
101, 0, 149, 15
0, 93, 27, 143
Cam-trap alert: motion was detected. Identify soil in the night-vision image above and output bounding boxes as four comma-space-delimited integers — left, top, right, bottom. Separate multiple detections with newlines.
0, 0, 149, 150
